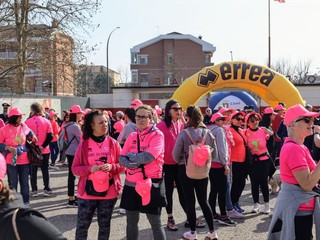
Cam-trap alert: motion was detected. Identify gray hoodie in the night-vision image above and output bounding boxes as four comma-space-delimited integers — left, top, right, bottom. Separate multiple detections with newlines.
173, 126, 217, 165
208, 124, 229, 166
64, 122, 82, 156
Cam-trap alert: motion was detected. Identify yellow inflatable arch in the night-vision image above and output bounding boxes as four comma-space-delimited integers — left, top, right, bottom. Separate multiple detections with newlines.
172, 61, 304, 109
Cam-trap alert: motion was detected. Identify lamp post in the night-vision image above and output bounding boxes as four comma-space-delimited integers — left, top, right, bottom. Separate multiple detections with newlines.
268, 0, 271, 68
106, 27, 120, 93
230, 51, 233, 61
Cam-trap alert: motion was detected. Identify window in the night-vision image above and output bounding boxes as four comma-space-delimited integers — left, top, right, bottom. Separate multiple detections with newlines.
0, 49, 17, 59
166, 73, 173, 85
131, 53, 148, 65
205, 54, 211, 64
131, 70, 138, 83
167, 53, 173, 64
140, 73, 148, 82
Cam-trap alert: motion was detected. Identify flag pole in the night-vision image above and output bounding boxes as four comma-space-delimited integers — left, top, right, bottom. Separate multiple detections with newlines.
268, 0, 271, 68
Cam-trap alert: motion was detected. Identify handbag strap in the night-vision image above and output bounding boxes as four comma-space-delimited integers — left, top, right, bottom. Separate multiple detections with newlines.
185, 128, 207, 145
12, 208, 21, 240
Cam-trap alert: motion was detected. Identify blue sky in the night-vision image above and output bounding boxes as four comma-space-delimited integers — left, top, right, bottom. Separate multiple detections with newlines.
83, 0, 320, 80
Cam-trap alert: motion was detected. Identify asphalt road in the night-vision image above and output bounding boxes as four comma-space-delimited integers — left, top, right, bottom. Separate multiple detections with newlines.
28, 165, 278, 240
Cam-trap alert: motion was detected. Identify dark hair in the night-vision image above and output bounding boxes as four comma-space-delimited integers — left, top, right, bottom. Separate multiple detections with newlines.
69, 113, 77, 122
259, 113, 271, 128
82, 110, 106, 140
63, 113, 70, 122
164, 100, 179, 128
124, 108, 136, 123
8, 115, 20, 125
186, 105, 203, 128
30, 102, 43, 115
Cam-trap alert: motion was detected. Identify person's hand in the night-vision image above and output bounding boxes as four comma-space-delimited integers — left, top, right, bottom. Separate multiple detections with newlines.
39, 146, 44, 151
224, 165, 230, 175
101, 163, 112, 172
6, 146, 17, 154
91, 165, 100, 173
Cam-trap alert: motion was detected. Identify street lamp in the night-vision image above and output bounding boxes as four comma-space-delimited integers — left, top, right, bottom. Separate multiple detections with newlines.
230, 51, 233, 61
106, 27, 120, 93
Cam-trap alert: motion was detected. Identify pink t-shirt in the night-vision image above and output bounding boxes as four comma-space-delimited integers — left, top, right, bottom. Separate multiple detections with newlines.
121, 125, 164, 182
245, 128, 269, 160
280, 138, 316, 211
78, 138, 118, 200
113, 120, 125, 133
0, 123, 31, 164
25, 115, 53, 154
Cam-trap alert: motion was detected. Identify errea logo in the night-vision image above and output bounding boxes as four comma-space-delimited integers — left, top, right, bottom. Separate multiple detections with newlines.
197, 69, 219, 87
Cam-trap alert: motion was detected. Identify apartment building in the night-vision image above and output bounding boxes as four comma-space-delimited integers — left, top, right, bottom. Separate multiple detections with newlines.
130, 32, 216, 87
0, 24, 74, 96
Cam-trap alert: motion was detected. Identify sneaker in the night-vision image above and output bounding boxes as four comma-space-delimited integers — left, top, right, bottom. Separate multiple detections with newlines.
183, 231, 197, 240
251, 203, 260, 213
43, 189, 53, 197
213, 214, 222, 222
30, 190, 38, 197
67, 199, 78, 208
227, 209, 244, 219
119, 208, 126, 215
167, 217, 178, 231
24, 202, 30, 208
49, 164, 59, 170
261, 202, 271, 214
205, 231, 218, 240
219, 215, 236, 226
234, 202, 245, 213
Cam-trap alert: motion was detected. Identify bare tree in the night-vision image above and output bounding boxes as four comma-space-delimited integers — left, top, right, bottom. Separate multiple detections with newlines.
0, 0, 101, 94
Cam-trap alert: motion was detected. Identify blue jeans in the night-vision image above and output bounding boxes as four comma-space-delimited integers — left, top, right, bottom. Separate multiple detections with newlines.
226, 174, 234, 211
6, 163, 30, 204
76, 197, 117, 240
49, 142, 59, 165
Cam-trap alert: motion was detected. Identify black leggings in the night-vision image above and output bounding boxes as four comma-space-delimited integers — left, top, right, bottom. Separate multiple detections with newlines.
249, 160, 270, 203
163, 164, 186, 215
208, 167, 227, 216
179, 165, 214, 232
231, 162, 247, 205
66, 155, 76, 197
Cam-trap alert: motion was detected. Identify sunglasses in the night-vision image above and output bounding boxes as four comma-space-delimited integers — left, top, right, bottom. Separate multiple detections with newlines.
216, 118, 225, 122
170, 107, 182, 111
295, 117, 313, 124
235, 117, 244, 122
135, 115, 150, 120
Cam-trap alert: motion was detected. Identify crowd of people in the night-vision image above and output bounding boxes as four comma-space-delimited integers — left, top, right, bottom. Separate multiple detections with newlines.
0, 99, 320, 240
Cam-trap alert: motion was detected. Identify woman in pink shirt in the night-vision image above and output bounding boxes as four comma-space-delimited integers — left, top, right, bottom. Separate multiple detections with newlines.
157, 100, 187, 231
245, 112, 273, 214
72, 110, 125, 240
0, 108, 35, 205
119, 105, 166, 240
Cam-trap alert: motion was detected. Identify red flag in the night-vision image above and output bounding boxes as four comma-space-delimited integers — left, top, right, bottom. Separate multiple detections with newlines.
274, 0, 285, 2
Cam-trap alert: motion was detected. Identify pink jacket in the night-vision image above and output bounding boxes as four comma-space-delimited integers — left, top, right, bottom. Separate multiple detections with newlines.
72, 136, 125, 196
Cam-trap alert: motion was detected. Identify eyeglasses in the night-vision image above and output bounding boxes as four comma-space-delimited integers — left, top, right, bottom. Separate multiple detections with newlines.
295, 117, 313, 124
216, 118, 225, 121
135, 115, 150, 120
170, 107, 182, 111
235, 117, 244, 122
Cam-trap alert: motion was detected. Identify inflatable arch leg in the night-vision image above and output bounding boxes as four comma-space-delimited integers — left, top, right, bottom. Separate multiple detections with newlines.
172, 61, 304, 109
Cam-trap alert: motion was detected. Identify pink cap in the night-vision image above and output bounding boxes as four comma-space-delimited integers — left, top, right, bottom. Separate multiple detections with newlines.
0, 153, 6, 180
70, 105, 84, 114
245, 112, 262, 123
113, 120, 125, 133
193, 145, 212, 166
218, 107, 234, 114
274, 104, 286, 111
284, 104, 320, 126
90, 171, 110, 192
107, 111, 113, 118
231, 111, 245, 119
135, 178, 152, 206
264, 107, 277, 115
49, 111, 57, 117
8, 108, 25, 118
130, 99, 143, 109
210, 112, 226, 123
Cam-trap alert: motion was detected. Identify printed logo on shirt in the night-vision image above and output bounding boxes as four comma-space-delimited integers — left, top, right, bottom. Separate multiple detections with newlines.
95, 156, 107, 164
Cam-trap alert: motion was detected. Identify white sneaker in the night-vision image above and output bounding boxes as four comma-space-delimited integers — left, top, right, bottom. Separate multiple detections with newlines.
119, 208, 126, 215
206, 231, 218, 240
227, 209, 244, 219
262, 202, 271, 214
251, 203, 260, 213
183, 231, 197, 240
30, 190, 38, 197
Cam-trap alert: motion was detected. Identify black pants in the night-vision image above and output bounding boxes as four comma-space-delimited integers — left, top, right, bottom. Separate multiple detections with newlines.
208, 167, 227, 216
163, 164, 186, 215
249, 160, 270, 203
179, 165, 214, 232
272, 141, 282, 165
30, 153, 50, 191
67, 155, 76, 197
231, 162, 247, 205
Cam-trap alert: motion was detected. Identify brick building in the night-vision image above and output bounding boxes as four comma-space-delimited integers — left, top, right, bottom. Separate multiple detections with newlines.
130, 32, 216, 99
